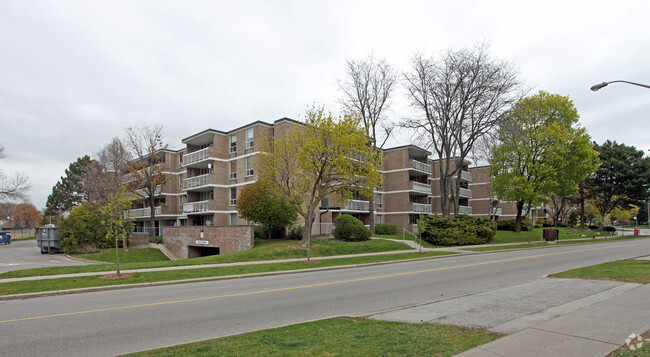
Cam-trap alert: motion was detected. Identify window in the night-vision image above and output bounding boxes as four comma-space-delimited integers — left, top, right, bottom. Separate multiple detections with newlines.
376, 194, 383, 209
200, 191, 214, 201
246, 128, 254, 148
230, 134, 237, 153
321, 197, 330, 208
229, 161, 237, 180
230, 213, 237, 226
409, 215, 419, 225
246, 156, 254, 176
376, 215, 382, 224
230, 187, 237, 206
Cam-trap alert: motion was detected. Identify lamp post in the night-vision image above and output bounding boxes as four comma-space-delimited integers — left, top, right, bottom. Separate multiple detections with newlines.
591, 80, 650, 91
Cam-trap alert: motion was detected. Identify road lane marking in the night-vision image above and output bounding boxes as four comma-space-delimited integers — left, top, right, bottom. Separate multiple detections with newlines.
1, 241, 648, 324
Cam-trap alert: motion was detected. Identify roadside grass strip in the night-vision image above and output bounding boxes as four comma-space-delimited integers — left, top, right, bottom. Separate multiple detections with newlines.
0, 251, 453, 296
549, 260, 650, 284
121, 317, 502, 357
466, 236, 647, 252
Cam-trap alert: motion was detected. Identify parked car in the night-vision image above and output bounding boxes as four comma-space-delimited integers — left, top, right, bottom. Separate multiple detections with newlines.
0, 232, 11, 245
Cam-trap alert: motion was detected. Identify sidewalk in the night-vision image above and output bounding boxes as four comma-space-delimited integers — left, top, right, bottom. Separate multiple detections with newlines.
369, 277, 650, 357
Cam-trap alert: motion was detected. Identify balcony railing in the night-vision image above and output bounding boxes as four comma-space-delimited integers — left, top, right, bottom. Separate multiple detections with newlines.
412, 160, 432, 174
183, 200, 210, 213
412, 203, 432, 213
458, 205, 472, 215
460, 170, 472, 182
411, 181, 431, 194
183, 174, 209, 190
346, 199, 370, 211
182, 147, 210, 166
458, 187, 472, 199
126, 206, 162, 218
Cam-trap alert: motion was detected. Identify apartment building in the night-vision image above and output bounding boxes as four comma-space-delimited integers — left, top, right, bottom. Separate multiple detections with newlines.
127, 118, 547, 237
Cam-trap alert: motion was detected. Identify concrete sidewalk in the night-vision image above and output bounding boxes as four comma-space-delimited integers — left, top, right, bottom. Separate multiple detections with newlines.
370, 278, 650, 357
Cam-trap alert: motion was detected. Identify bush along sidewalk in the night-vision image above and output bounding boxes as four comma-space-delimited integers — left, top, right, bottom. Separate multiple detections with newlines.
419, 215, 496, 246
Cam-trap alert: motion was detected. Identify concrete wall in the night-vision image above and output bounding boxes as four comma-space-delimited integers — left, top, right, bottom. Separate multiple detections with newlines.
162, 225, 254, 259
130, 232, 150, 249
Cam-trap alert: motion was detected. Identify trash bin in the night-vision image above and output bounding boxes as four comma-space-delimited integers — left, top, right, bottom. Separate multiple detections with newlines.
542, 228, 559, 242
36, 226, 62, 254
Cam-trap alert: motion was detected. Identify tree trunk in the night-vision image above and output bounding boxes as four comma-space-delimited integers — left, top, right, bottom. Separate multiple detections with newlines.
267, 224, 272, 240
515, 201, 524, 233
368, 197, 375, 235
115, 228, 120, 275
579, 182, 585, 229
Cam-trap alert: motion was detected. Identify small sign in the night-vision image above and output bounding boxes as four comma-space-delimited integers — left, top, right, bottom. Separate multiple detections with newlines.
195, 240, 209, 245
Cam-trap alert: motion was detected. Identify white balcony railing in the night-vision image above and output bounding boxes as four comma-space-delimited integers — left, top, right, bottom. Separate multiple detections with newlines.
412, 160, 432, 174
458, 205, 472, 215
183, 174, 209, 190
411, 181, 431, 194
460, 170, 472, 182
346, 199, 370, 211
183, 200, 210, 213
458, 187, 472, 199
412, 203, 432, 213
182, 147, 210, 166
126, 206, 162, 218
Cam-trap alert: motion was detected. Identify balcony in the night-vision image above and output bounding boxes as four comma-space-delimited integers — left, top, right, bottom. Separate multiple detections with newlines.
183, 200, 211, 214
412, 203, 432, 213
411, 160, 432, 174
460, 170, 472, 182
346, 199, 370, 211
458, 205, 472, 215
183, 174, 212, 191
411, 181, 431, 194
458, 187, 472, 199
126, 206, 162, 218
182, 147, 210, 167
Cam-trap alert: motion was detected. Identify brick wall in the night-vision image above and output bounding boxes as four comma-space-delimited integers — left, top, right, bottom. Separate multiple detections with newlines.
162, 225, 254, 259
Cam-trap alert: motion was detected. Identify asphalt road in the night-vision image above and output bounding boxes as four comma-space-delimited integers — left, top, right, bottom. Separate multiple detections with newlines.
1, 238, 649, 356
0, 239, 90, 274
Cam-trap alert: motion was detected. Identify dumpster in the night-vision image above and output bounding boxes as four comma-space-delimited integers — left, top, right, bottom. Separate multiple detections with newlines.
36, 226, 62, 254
542, 228, 559, 242
0, 232, 10, 245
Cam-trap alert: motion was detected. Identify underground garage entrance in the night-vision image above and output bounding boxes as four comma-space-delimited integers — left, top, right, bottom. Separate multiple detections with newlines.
188, 245, 220, 258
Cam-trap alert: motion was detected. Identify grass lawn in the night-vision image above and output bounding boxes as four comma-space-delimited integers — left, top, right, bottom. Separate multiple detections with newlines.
73, 248, 169, 263
0, 238, 412, 279
121, 317, 502, 357
0, 250, 454, 296
373, 233, 439, 248
465, 236, 648, 252
550, 260, 650, 284
492, 226, 611, 244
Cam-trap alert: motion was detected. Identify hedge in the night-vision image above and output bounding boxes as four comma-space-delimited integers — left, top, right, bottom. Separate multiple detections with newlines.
375, 223, 398, 235
418, 215, 496, 246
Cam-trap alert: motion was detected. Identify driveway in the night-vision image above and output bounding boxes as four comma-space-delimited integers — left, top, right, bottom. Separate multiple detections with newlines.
0, 239, 91, 274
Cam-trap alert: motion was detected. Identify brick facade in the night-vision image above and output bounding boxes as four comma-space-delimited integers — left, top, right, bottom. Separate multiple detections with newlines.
163, 226, 254, 259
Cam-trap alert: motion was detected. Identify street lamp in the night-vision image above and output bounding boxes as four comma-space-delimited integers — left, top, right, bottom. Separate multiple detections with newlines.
590, 80, 650, 91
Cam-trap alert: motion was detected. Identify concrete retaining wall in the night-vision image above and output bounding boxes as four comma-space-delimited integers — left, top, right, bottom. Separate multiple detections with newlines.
130, 233, 150, 249
162, 226, 254, 259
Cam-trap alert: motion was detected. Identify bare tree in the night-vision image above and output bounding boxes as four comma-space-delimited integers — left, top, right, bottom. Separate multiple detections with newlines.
338, 55, 396, 234
403, 43, 523, 216
0, 146, 31, 202
84, 138, 132, 205
124, 125, 168, 239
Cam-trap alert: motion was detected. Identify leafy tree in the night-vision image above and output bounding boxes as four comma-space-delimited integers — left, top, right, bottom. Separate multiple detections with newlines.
338, 55, 396, 234
585, 140, 650, 228
59, 202, 108, 253
490, 91, 599, 232
45, 155, 93, 216
259, 106, 382, 258
237, 179, 297, 240
610, 204, 639, 225
101, 185, 133, 273
11, 203, 42, 229
124, 125, 168, 237
404, 43, 523, 216
0, 145, 31, 202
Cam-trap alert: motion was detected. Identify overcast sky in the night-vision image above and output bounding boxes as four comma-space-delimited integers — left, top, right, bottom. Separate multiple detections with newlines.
2, 0, 649, 211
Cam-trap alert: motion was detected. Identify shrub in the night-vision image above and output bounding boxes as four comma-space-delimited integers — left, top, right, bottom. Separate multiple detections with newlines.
587, 225, 599, 230
534, 224, 542, 229
254, 224, 286, 240
333, 215, 370, 242
604, 226, 617, 232
418, 215, 496, 246
496, 219, 533, 232
375, 223, 398, 235
59, 202, 109, 254
287, 225, 304, 240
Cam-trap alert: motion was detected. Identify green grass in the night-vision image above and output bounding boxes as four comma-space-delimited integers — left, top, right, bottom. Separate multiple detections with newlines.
466, 236, 647, 251
10, 236, 36, 241
0, 238, 412, 279
492, 227, 611, 244
550, 260, 650, 284
0, 251, 453, 296
122, 317, 502, 357
73, 248, 169, 263
373, 233, 439, 248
